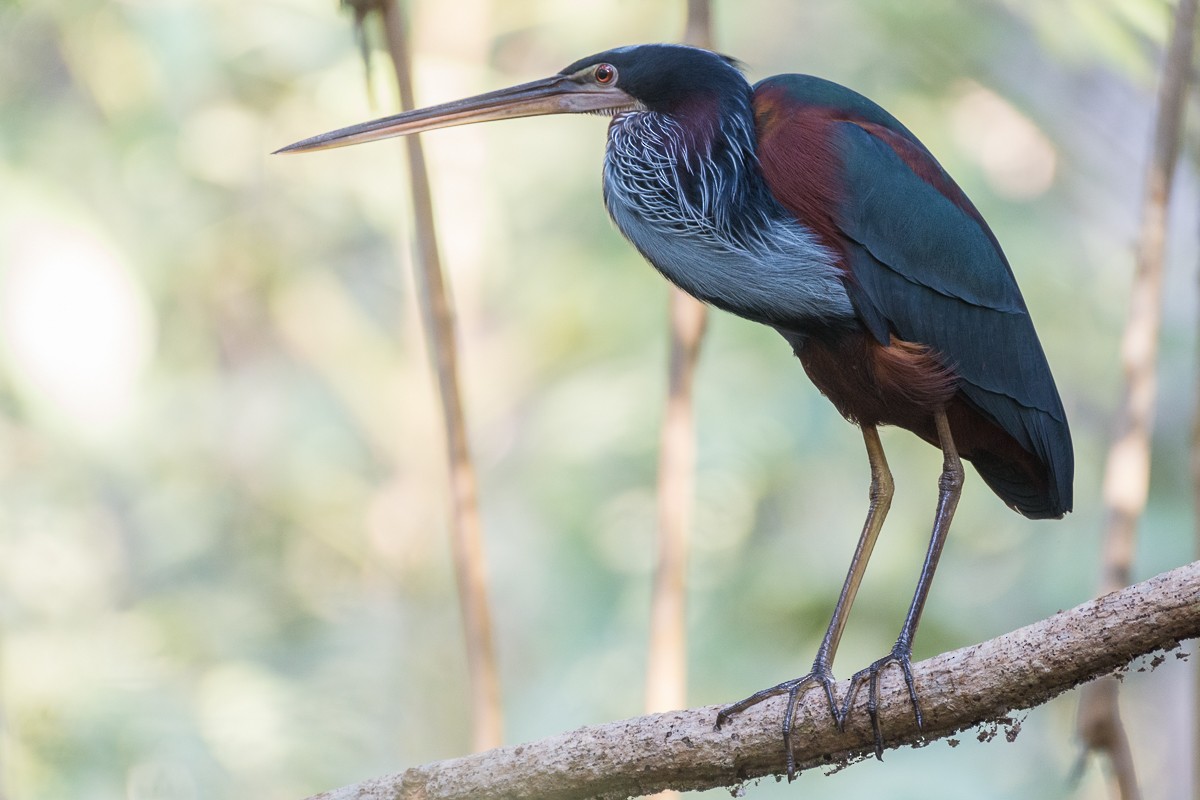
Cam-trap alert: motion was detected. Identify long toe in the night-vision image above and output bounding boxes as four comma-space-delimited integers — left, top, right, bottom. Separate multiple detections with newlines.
717, 664, 841, 729
717, 664, 843, 780
841, 646, 923, 760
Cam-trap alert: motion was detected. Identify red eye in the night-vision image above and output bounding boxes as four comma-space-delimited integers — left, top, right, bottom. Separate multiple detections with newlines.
594, 63, 616, 84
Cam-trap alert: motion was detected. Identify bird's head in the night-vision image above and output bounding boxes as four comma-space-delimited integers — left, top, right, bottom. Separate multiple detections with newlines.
275, 44, 747, 154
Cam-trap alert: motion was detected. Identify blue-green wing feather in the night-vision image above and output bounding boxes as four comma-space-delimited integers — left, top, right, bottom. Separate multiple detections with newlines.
755, 75, 1071, 515
833, 116, 1072, 515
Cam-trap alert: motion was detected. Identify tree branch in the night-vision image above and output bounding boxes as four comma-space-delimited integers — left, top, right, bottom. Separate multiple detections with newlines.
305, 561, 1200, 800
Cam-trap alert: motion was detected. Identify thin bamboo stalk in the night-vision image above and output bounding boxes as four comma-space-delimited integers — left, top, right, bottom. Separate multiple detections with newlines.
378, 0, 504, 752
1078, 1, 1197, 797
644, 8, 713, 800
645, 0, 713, 721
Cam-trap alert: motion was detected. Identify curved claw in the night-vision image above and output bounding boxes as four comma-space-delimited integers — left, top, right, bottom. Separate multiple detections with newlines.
714, 663, 841, 781
841, 643, 923, 760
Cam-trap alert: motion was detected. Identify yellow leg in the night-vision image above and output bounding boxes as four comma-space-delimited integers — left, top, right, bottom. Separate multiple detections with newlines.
816, 425, 894, 666
715, 425, 894, 780
843, 408, 964, 759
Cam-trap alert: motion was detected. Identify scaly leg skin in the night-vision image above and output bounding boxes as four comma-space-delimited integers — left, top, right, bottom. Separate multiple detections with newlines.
715, 426, 893, 781
842, 408, 963, 760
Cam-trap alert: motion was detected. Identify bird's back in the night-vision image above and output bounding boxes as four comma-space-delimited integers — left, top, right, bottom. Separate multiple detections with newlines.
753, 74, 1072, 518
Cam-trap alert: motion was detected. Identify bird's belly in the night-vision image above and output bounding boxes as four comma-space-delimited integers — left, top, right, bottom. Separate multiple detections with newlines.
606, 202, 855, 329
785, 328, 957, 432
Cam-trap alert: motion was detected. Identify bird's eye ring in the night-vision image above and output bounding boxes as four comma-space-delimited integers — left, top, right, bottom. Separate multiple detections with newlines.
594, 63, 617, 85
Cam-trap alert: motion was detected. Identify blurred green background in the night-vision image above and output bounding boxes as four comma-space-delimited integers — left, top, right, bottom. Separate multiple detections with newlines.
0, 0, 1196, 797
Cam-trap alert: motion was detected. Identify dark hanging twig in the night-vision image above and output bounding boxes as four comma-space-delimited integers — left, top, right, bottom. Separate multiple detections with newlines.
341, 0, 376, 107
1078, 1, 1197, 797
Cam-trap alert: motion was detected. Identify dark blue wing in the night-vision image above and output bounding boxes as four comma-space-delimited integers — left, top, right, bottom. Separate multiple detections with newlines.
831, 117, 1072, 515
753, 74, 1071, 515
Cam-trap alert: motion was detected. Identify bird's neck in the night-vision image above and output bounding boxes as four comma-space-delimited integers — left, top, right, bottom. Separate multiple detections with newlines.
604, 97, 763, 235
601, 101, 853, 329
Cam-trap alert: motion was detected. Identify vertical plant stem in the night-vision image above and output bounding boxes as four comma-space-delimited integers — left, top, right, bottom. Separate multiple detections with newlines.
1192, 108, 1200, 800
378, 0, 503, 752
1079, 1, 1196, 797
644, 0, 713, 766
681, 0, 713, 49
1098, 0, 1195, 594
647, 291, 707, 718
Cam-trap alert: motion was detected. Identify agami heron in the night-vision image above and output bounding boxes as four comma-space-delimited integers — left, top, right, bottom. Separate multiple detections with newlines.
278, 44, 1073, 774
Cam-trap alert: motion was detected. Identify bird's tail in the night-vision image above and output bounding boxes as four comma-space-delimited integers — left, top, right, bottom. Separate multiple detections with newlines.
953, 396, 1073, 521
967, 452, 1064, 519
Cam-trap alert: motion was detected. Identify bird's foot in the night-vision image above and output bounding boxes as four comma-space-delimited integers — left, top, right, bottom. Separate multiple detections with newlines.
841, 642, 922, 760
714, 660, 842, 781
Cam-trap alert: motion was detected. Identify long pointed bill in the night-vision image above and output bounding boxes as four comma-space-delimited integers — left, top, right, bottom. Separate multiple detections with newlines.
275, 74, 637, 154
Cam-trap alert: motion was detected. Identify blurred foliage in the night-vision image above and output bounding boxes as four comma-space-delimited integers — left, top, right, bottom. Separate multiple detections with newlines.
0, 0, 1196, 798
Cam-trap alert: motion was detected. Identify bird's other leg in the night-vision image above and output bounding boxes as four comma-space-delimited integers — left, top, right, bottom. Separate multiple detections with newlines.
842, 408, 963, 759
715, 425, 894, 781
